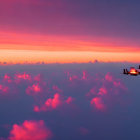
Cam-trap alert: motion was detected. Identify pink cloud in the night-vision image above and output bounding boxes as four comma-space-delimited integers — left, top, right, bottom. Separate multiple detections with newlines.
98, 87, 107, 95
88, 73, 128, 111
90, 97, 106, 111
65, 70, 88, 82
8, 120, 52, 140
69, 75, 78, 82
14, 73, 31, 83
3, 74, 12, 83
104, 73, 126, 88
0, 84, 9, 94
34, 74, 42, 82
65, 97, 75, 104
26, 83, 41, 95
34, 93, 62, 112
34, 106, 40, 112
82, 71, 88, 80
34, 93, 74, 112
0, 70, 128, 114
45, 93, 62, 109
105, 73, 113, 82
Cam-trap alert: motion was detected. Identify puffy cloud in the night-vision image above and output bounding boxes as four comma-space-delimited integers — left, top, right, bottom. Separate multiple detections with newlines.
3, 74, 12, 83
82, 71, 88, 80
0, 84, 9, 94
34, 93, 74, 112
26, 84, 41, 95
45, 93, 62, 109
88, 73, 128, 111
0, 72, 47, 97
15, 73, 31, 80
65, 97, 75, 104
90, 97, 106, 111
67, 71, 88, 82
0, 69, 128, 113
105, 73, 113, 82
98, 87, 107, 95
33, 106, 40, 112
34, 74, 42, 82
8, 120, 52, 140
14, 73, 31, 83
69, 75, 78, 82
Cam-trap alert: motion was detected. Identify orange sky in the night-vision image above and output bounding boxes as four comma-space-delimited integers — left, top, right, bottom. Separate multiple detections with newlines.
0, 50, 140, 64
0, 31, 140, 64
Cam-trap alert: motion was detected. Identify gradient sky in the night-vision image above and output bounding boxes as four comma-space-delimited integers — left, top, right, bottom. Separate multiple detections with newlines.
0, 0, 140, 63
1, 1, 140, 139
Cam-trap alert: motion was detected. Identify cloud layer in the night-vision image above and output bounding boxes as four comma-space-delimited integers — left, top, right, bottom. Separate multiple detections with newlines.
0, 63, 132, 140
9, 120, 52, 140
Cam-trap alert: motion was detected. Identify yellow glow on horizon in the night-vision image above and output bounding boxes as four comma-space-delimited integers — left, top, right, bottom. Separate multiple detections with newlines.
0, 50, 140, 64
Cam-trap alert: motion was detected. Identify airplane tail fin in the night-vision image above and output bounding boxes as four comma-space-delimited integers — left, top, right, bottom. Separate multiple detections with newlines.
126, 69, 129, 74
123, 69, 126, 74
123, 69, 128, 74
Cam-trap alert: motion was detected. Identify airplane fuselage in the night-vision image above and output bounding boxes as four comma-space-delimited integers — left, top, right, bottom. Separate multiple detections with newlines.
123, 66, 140, 76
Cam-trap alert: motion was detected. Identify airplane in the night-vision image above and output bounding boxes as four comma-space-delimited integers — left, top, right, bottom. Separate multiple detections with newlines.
123, 65, 140, 76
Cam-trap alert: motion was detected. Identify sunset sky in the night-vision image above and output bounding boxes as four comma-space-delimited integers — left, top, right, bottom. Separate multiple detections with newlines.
1, 1, 140, 140
0, 0, 140, 63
